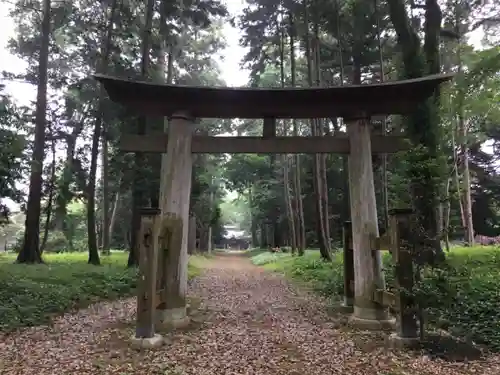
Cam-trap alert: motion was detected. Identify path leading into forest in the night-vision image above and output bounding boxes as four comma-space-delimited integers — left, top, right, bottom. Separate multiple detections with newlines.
1, 254, 499, 375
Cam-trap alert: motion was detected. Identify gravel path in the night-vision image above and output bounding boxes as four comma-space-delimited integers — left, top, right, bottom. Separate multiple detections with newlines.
1, 254, 499, 375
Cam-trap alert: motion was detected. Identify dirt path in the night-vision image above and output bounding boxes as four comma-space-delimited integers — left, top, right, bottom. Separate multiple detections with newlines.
1, 254, 499, 375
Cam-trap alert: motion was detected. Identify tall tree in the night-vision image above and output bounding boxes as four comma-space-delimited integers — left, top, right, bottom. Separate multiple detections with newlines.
128, 0, 155, 267
289, 13, 306, 253
304, 0, 331, 260
17, 0, 51, 264
386, 0, 446, 260
87, 0, 119, 265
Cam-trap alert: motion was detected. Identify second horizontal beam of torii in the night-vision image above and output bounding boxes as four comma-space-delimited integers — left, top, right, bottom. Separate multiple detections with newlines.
120, 134, 410, 154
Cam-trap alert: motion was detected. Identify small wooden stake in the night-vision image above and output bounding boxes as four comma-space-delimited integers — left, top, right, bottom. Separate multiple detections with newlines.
389, 208, 418, 339
342, 221, 354, 309
136, 207, 161, 339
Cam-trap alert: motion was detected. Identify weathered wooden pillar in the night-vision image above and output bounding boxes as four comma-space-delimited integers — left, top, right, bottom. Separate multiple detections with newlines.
346, 117, 392, 329
157, 111, 193, 328
389, 208, 419, 346
341, 221, 354, 312
131, 208, 163, 348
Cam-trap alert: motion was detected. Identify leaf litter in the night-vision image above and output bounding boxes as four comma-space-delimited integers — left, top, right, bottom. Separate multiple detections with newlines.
1, 254, 499, 375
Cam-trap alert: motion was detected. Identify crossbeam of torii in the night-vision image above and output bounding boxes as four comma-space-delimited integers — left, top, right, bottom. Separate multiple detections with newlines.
95, 72, 453, 344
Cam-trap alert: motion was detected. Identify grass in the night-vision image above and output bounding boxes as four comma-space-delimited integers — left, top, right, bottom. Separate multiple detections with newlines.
0, 251, 203, 332
251, 245, 500, 351
242, 248, 269, 258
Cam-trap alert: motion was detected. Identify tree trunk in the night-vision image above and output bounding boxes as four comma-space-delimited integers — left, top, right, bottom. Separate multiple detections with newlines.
443, 175, 451, 251
455, 23, 474, 246
101, 122, 111, 254
208, 181, 214, 253
283, 154, 296, 253
451, 129, 466, 229
87, 121, 102, 265
87, 0, 118, 265
251, 218, 258, 248
460, 126, 474, 245
188, 215, 197, 254
128, 0, 155, 267
387, 0, 445, 261
260, 222, 267, 248
313, 11, 331, 252
54, 118, 84, 235
17, 0, 51, 264
289, 13, 306, 254
335, 0, 350, 225
277, 24, 296, 254
40, 131, 57, 254
248, 188, 258, 247
158, 45, 175, 220
108, 184, 121, 246
304, 0, 330, 260
374, 0, 389, 229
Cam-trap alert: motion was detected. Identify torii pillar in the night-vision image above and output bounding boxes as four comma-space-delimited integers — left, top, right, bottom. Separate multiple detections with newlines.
346, 116, 392, 329
157, 111, 193, 328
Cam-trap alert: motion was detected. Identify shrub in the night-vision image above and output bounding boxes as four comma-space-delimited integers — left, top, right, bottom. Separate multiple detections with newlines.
0, 251, 202, 331
255, 246, 500, 351
251, 251, 289, 266
0, 252, 136, 331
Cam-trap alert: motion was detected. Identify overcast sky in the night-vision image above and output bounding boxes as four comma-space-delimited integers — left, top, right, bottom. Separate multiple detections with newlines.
0, 0, 249, 104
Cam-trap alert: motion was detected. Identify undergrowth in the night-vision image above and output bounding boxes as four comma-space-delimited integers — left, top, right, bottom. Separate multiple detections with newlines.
252, 246, 500, 351
0, 251, 202, 332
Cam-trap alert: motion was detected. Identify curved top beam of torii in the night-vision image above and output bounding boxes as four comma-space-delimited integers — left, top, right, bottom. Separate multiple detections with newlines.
94, 73, 454, 119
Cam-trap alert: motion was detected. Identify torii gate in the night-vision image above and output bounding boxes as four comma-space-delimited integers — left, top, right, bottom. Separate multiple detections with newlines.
95, 73, 453, 345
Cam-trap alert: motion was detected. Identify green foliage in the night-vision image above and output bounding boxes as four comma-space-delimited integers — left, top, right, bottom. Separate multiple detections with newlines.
418, 247, 500, 350
251, 251, 290, 266
0, 252, 201, 331
0, 88, 27, 222
255, 246, 500, 351
0, 252, 136, 331
252, 250, 345, 297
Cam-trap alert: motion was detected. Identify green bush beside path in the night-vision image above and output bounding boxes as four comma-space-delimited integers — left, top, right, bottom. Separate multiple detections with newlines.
0, 252, 202, 332
251, 246, 500, 351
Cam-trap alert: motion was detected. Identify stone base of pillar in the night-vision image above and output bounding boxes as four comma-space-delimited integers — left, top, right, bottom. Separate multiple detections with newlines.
348, 306, 394, 330
388, 333, 421, 349
338, 298, 354, 313
156, 307, 190, 329
130, 333, 164, 349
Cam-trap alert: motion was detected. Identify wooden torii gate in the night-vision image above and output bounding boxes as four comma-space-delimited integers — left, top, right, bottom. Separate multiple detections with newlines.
95, 73, 453, 346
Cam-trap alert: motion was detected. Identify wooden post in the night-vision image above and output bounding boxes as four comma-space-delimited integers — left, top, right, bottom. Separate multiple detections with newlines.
157, 111, 193, 327
136, 207, 160, 339
341, 221, 354, 312
346, 117, 391, 328
389, 208, 419, 343
155, 216, 172, 311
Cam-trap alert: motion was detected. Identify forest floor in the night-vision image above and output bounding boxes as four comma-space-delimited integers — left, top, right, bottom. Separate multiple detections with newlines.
1, 253, 500, 375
